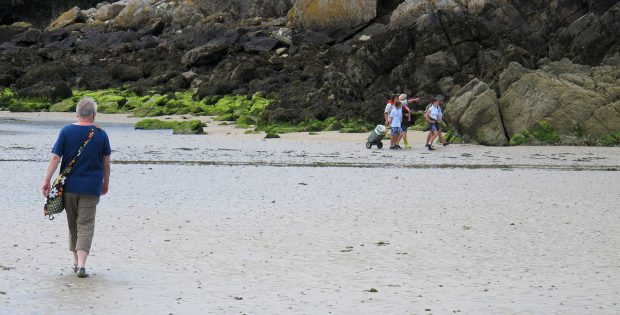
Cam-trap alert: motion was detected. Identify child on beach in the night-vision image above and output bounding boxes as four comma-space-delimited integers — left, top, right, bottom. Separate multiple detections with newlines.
389, 101, 403, 149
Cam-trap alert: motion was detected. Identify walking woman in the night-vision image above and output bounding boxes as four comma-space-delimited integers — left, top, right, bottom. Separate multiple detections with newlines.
41, 97, 111, 278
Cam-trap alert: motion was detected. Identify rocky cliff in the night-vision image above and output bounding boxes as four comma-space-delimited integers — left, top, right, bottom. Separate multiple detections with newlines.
1, 0, 619, 145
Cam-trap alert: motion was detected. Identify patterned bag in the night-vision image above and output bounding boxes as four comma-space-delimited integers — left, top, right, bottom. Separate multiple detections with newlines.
44, 127, 96, 220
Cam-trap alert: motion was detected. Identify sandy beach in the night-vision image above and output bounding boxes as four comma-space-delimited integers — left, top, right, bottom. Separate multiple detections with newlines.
1, 112, 619, 314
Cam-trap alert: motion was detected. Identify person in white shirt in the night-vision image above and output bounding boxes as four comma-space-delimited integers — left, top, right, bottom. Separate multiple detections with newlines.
388, 101, 403, 149
423, 95, 449, 150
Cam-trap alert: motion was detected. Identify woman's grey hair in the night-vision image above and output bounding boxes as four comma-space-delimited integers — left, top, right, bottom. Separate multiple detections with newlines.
76, 97, 97, 118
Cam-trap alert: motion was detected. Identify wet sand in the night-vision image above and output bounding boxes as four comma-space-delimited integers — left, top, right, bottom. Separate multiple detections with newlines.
1, 112, 619, 314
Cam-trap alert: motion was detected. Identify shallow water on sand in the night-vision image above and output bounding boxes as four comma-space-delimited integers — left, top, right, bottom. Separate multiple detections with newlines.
1, 116, 619, 314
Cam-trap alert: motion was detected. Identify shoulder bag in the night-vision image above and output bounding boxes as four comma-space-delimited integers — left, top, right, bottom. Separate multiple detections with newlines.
44, 127, 97, 220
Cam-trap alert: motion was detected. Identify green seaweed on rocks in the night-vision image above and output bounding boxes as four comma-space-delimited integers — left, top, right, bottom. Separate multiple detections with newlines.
202, 94, 272, 128
598, 130, 620, 147
73, 89, 132, 113
264, 133, 280, 139
510, 121, 561, 145
3, 86, 417, 136
411, 112, 428, 132
0, 88, 51, 112
442, 124, 465, 144
258, 117, 373, 134
509, 130, 533, 145
134, 118, 205, 134
338, 119, 374, 133
0, 88, 15, 109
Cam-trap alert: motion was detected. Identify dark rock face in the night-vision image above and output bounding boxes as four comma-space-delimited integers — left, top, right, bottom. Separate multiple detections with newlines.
0, 1, 102, 27
0, 0, 618, 145
17, 80, 73, 101
0, 24, 30, 42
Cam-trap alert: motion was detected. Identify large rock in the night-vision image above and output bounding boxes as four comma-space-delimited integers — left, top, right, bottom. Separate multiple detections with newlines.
49, 98, 76, 112
498, 59, 619, 142
47, 6, 86, 31
271, 27, 293, 46
288, 0, 377, 37
94, 2, 127, 21
113, 0, 157, 30
444, 79, 508, 146
11, 28, 41, 45
181, 39, 230, 68
190, 0, 294, 19
40, 29, 69, 45
44, 37, 76, 49
0, 24, 29, 42
242, 36, 279, 52
389, 0, 464, 29
584, 100, 620, 136
498, 62, 531, 95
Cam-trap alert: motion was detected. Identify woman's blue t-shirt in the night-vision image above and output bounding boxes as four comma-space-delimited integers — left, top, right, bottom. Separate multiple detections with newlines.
52, 124, 111, 197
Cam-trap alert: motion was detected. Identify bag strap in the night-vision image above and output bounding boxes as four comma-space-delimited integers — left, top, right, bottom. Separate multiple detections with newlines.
59, 127, 97, 177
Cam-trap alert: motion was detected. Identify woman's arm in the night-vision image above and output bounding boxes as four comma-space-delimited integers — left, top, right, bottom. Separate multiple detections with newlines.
102, 155, 110, 195
42, 154, 61, 197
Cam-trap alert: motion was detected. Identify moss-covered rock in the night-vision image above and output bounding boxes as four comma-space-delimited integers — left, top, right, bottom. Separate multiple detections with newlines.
98, 102, 120, 114
499, 59, 619, 145
49, 98, 76, 112
135, 118, 178, 130
135, 118, 205, 134
74, 89, 129, 111
123, 95, 145, 110
173, 120, 205, 134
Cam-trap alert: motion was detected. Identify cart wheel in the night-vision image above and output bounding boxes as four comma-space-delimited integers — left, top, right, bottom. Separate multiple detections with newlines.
377, 142, 383, 149
365, 142, 372, 149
